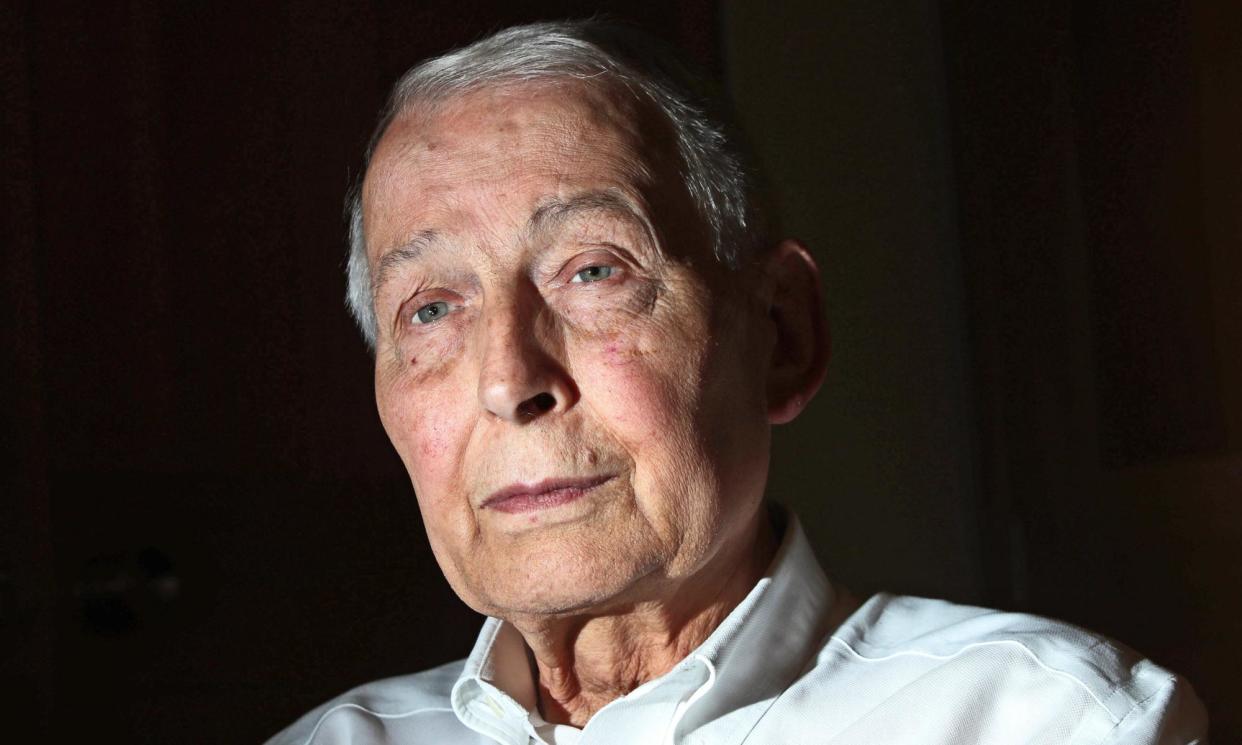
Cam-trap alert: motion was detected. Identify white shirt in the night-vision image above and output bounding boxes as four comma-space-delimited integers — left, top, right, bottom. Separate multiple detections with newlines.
267, 514, 1208, 745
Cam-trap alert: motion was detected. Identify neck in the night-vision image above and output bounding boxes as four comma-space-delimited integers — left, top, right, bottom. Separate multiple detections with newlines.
513, 510, 777, 727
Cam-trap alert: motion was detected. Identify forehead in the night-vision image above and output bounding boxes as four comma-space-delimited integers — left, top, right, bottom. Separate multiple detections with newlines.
362, 80, 677, 259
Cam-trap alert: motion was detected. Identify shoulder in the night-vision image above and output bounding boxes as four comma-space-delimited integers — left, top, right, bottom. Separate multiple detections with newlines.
814, 593, 1207, 743
264, 658, 468, 745
834, 594, 1169, 706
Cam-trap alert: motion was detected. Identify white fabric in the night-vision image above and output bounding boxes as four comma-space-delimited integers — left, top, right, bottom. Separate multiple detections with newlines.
530, 712, 582, 745
267, 512, 1208, 745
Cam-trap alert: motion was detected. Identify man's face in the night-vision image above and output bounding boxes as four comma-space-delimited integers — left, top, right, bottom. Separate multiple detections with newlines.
363, 81, 774, 618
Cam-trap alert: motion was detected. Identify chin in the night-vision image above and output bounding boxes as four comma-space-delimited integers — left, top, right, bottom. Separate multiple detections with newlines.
457, 541, 664, 620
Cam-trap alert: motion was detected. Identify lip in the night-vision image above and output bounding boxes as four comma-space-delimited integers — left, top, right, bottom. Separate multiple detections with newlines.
481, 475, 614, 514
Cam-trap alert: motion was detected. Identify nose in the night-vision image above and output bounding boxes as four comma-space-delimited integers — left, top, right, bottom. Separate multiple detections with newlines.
476, 292, 577, 423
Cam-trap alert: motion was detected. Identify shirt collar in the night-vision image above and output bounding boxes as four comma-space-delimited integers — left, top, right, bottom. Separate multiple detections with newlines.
450, 507, 857, 744
451, 619, 539, 744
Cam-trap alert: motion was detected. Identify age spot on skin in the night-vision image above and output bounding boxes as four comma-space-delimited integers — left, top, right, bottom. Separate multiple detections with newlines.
603, 342, 634, 367
418, 426, 448, 459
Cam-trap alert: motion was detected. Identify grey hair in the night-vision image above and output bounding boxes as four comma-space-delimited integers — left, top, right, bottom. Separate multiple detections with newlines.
345, 19, 764, 349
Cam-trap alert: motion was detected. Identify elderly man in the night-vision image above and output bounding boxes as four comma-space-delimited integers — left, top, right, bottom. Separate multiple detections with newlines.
269, 20, 1206, 745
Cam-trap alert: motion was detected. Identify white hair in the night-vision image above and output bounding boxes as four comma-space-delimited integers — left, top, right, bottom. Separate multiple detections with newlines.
345, 19, 764, 349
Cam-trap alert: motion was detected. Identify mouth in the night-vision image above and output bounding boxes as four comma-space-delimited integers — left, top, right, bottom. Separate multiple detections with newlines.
482, 474, 615, 514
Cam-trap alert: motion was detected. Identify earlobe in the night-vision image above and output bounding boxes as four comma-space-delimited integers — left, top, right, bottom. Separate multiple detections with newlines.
763, 239, 830, 424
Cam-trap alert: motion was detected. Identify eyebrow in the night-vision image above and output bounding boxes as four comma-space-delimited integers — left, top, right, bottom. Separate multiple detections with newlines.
370, 191, 656, 295
526, 190, 656, 246
372, 229, 441, 295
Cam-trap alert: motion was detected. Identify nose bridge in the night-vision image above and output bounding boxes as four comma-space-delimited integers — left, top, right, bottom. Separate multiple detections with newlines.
481, 289, 540, 376
476, 282, 574, 421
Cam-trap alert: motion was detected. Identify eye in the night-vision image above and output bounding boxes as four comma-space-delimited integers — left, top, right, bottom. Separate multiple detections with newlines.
411, 300, 450, 325
570, 265, 614, 283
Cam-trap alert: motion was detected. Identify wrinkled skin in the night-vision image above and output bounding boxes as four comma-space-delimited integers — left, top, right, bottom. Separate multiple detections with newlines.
362, 79, 824, 723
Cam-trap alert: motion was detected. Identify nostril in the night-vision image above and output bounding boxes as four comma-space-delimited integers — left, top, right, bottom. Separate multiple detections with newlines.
518, 392, 557, 419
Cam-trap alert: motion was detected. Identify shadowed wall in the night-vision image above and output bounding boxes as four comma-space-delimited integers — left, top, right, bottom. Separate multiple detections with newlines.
3, 1, 1238, 741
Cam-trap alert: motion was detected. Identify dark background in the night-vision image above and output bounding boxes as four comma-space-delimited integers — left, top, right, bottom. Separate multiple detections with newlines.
3, 1, 1238, 742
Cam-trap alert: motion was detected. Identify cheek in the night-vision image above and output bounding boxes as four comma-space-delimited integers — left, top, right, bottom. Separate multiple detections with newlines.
412, 411, 453, 462
578, 330, 723, 557
379, 386, 480, 575
601, 340, 637, 370
376, 371, 473, 493
394, 317, 469, 380
577, 328, 705, 451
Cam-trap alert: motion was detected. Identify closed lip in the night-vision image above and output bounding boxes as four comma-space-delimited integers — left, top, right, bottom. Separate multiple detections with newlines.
481, 474, 615, 512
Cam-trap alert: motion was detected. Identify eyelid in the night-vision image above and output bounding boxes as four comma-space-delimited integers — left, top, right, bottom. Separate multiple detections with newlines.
394, 288, 461, 334
410, 300, 451, 324
555, 245, 636, 284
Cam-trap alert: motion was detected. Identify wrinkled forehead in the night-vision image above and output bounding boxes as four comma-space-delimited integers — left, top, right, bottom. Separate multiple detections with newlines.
360, 78, 701, 260
391, 77, 661, 159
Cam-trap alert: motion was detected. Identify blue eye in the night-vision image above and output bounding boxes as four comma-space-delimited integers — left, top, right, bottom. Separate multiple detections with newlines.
571, 265, 613, 283
412, 301, 450, 324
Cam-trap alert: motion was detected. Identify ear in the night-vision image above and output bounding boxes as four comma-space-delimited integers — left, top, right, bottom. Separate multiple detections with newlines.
761, 239, 830, 424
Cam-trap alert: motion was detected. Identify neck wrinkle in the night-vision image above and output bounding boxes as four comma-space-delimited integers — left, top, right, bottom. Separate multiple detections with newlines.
520, 509, 778, 727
